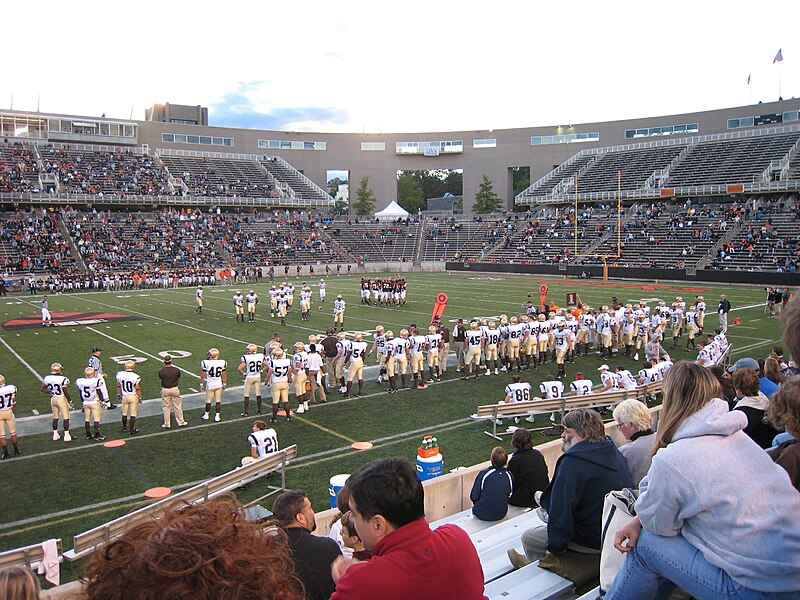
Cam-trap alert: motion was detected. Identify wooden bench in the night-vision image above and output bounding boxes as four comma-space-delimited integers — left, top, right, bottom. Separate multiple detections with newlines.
65, 445, 297, 560
0, 539, 63, 571
473, 390, 631, 441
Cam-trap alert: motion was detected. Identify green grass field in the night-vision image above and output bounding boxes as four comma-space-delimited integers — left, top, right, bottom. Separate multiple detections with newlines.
0, 272, 786, 584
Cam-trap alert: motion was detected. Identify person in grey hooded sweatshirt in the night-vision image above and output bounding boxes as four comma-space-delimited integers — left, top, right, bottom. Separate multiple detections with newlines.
606, 360, 800, 600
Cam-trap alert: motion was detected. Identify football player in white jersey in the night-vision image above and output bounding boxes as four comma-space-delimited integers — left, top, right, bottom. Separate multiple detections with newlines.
265, 347, 293, 423
300, 285, 313, 321
637, 358, 663, 386
277, 292, 288, 326
335, 332, 351, 393
484, 321, 502, 376
426, 325, 443, 382
463, 321, 485, 380
576, 310, 594, 357
233, 291, 245, 324
384, 331, 398, 393
195, 286, 203, 314
536, 314, 550, 367
597, 364, 620, 393
536, 374, 565, 424
393, 329, 411, 389
670, 302, 684, 348
116, 361, 142, 434
333, 295, 346, 332
201, 348, 227, 422
318, 279, 326, 302
286, 283, 295, 310
553, 321, 573, 379
695, 295, 707, 331
246, 290, 258, 322
564, 311, 579, 363
409, 328, 429, 389
569, 372, 594, 396
269, 286, 279, 317
345, 332, 370, 397
42, 363, 74, 442
75, 367, 106, 442
292, 342, 310, 413
503, 375, 532, 424
684, 304, 699, 351
522, 314, 538, 369
0, 374, 21, 457
372, 325, 388, 383
248, 420, 278, 460
237, 344, 264, 417
615, 365, 638, 391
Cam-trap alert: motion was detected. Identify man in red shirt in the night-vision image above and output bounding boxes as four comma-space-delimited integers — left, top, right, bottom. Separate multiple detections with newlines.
331, 458, 487, 600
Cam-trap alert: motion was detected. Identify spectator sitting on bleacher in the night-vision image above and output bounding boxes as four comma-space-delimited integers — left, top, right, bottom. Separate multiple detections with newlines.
766, 376, 800, 492
507, 409, 632, 583
507, 428, 549, 509
731, 368, 778, 449
470, 446, 513, 522
612, 399, 655, 487
605, 361, 800, 600
330, 457, 486, 600
83, 493, 303, 599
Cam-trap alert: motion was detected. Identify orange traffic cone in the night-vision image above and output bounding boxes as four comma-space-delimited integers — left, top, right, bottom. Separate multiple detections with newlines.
733, 317, 741, 326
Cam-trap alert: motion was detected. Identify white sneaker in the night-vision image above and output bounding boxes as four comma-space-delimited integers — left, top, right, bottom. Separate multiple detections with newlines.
484, 370, 491, 376
52, 431, 61, 441
202, 413, 210, 420
63, 431, 72, 442
634, 353, 639, 361
525, 415, 536, 423
303, 402, 309, 411
296, 405, 305, 414
495, 369, 499, 375
214, 414, 221, 422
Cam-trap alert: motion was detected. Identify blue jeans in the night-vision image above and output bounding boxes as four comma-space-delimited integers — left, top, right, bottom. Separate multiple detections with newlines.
605, 530, 797, 600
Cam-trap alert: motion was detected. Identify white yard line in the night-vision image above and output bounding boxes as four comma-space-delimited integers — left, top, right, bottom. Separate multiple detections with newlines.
0, 336, 44, 382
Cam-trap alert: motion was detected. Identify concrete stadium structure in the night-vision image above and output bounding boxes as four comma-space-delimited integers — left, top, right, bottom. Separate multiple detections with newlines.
3, 98, 800, 212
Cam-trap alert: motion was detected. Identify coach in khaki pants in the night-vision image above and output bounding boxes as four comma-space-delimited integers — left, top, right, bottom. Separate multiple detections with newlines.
158, 355, 187, 428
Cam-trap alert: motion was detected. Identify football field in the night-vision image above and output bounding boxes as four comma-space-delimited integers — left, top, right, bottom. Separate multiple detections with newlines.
0, 271, 785, 575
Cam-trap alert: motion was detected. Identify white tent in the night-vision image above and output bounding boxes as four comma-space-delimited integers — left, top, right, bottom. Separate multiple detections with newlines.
374, 200, 411, 220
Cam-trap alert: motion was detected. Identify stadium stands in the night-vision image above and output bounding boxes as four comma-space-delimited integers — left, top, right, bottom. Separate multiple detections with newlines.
0, 210, 75, 273
421, 218, 492, 261
0, 142, 42, 193
159, 153, 274, 198
260, 155, 332, 204
330, 219, 420, 262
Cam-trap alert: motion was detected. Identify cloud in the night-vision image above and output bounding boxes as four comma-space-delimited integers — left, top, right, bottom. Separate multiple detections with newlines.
208, 85, 350, 131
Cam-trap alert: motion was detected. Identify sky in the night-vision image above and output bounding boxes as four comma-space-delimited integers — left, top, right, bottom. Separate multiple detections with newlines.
2, 1, 798, 134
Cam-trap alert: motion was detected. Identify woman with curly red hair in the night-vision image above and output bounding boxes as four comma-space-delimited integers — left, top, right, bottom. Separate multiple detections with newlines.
83, 493, 303, 600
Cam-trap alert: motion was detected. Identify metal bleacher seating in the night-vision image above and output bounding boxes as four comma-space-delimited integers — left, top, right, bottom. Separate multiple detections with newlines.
421, 219, 492, 261
0, 143, 42, 192
575, 145, 686, 194
331, 220, 420, 262
159, 154, 274, 198
666, 132, 800, 187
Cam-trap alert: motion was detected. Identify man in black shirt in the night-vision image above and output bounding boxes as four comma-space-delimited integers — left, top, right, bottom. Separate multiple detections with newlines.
273, 489, 341, 600
320, 328, 339, 390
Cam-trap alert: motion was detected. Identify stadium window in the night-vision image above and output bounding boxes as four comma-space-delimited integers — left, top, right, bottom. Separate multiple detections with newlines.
162, 133, 175, 142
257, 139, 325, 150
473, 139, 496, 148
782, 111, 798, 123
361, 142, 386, 151
199, 136, 212, 145
625, 124, 697, 138
532, 133, 598, 145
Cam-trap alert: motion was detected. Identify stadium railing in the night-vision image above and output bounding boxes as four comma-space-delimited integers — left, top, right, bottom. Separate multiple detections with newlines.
0, 538, 62, 571
63, 444, 297, 561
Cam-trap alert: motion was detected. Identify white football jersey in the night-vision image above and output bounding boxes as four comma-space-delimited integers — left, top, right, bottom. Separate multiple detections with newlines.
540, 380, 564, 400
116, 371, 141, 396
249, 428, 279, 459
201, 359, 227, 390
616, 369, 637, 391
246, 293, 258, 306
268, 357, 291, 383
349, 340, 369, 362
570, 379, 594, 395
393, 338, 410, 358
600, 371, 620, 389
426, 333, 442, 351
410, 335, 427, 355
233, 294, 244, 307
241, 353, 265, 378
465, 329, 484, 348
43, 374, 70, 397
638, 366, 662, 383
0, 384, 17, 410
505, 382, 532, 403
75, 377, 102, 405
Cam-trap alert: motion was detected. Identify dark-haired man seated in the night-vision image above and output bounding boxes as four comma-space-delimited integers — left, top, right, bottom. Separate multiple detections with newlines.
331, 457, 487, 599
